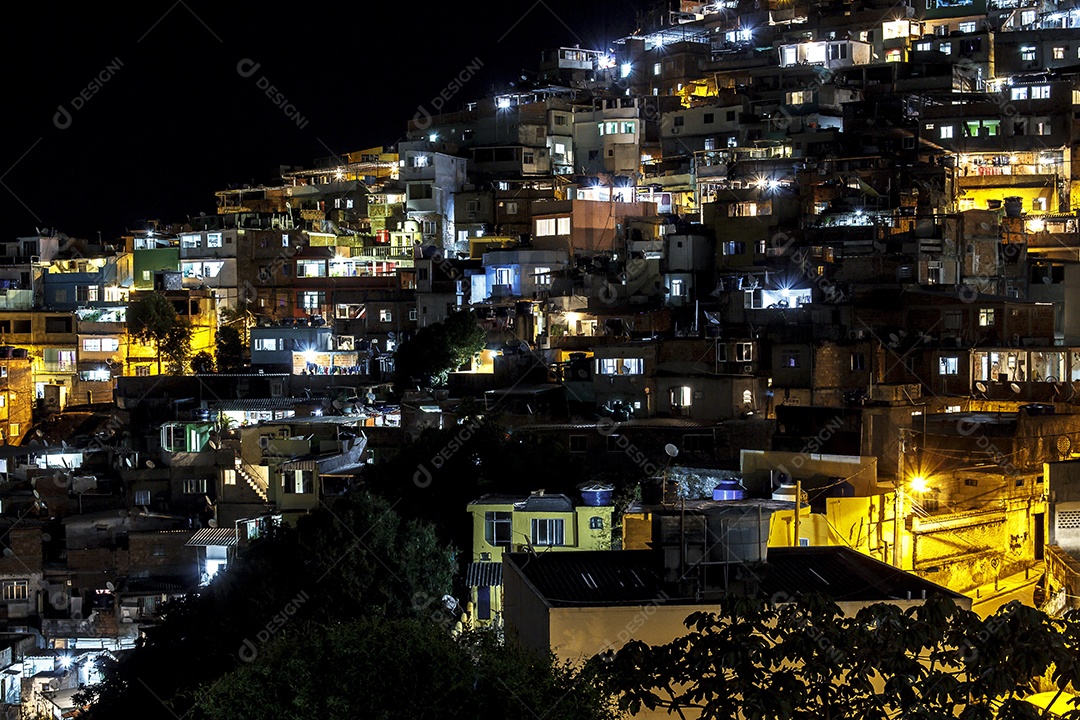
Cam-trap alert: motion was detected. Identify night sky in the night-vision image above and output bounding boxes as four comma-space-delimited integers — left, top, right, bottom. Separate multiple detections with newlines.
0, 2, 648, 242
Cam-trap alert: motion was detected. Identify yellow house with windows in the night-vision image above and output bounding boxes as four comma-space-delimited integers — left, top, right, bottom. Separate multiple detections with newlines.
465, 489, 613, 627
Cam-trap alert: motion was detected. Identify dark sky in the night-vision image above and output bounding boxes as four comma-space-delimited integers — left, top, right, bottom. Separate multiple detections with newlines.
0, 2, 649, 242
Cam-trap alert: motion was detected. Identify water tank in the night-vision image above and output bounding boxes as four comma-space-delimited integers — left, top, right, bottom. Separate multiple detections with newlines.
704, 505, 772, 565
772, 480, 800, 503
581, 484, 613, 507
712, 479, 745, 501
1004, 196, 1023, 217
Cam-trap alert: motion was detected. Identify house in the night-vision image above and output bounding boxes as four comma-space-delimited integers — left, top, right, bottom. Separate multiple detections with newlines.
465, 489, 613, 627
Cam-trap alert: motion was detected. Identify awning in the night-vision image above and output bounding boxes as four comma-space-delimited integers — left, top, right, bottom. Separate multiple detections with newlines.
465, 562, 503, 587
185, 527, 238, 547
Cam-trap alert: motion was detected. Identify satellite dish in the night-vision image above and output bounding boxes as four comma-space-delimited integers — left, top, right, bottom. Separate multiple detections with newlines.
35, 429, 43, 437
208, 518, 218, 528
2, 548, 13, 558
32, 490, 40, 499
106, 581, 115, 591
975, 382, 988, 393
664, 443, 679, 458
145, 460, 155, 469
1010, 382, 1022, 394
888, 333, 901, 345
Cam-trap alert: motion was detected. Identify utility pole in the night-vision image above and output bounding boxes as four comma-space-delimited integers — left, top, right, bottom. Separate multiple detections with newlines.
793, 477, 801, 547
893, 484, 903, 568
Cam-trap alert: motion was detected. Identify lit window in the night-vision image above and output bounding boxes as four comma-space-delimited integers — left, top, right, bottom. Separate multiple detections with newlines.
412, 154, 430, 168
379, 309, 392, 322
979, 308, 995, 326
1, 581, 27, 602
589, 517, 604, 530
533, 267, 551, 286
253, 338, 279, 351
939, 357, 959, 375
1011, 87, 1028, 100
1031, 85, 1050, 99
531, 518, 564, 546
207, 233, 223, 247
653, 62, 661, 75
886, 48, 902, 62
536, 218, 557, 236
556, 217, 570, 235
939, 125, 954, 139
851, 353, 866, 371
939, 42, 951, 55
915, 41, 931, 51
1021, 10, 1036, 24
183, 478, 207, 494
135, 490, 151, 506
81, 339, 101, 352
782, 350, 800, 368
1054, 47, 1066, 60
958, 21, 976, 32
8, 423, 18, 438
1021, 46, 1036, 61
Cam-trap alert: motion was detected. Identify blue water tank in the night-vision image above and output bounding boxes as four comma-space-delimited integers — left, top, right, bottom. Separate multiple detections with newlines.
712, 479, 745, 501
581, 485, 614, 506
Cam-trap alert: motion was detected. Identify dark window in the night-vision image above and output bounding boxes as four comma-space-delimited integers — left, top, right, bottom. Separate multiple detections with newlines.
704, 113, 714, 124
484, 511, 512, 547
589, 516, 604, 530
726, 110, 736, 121
477, 585, 491, 619
45, 317, 71, 334
569, 435, 588, 452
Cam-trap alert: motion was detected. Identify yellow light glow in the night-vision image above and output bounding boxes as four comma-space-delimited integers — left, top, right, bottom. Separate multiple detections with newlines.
909, 476, 928, 493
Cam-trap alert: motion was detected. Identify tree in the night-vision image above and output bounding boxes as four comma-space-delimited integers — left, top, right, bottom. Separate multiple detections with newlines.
191, 351, 214, 374
215, 325, 246, 371
127, 293, 191, 375
393, 310, 486, 387
77, 491, 456, 719
196, 620, 621, 720
602, 593, 1080, 720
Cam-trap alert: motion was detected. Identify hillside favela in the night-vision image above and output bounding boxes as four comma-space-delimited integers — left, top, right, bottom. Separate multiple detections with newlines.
9, 1, 1080, 718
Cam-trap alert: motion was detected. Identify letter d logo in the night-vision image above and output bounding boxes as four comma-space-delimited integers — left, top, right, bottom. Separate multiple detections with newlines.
53, 104, 72, 130
414, 464, 433, 488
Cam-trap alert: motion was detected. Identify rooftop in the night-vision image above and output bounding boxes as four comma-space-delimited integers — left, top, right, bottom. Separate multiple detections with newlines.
505, 546, 965, 607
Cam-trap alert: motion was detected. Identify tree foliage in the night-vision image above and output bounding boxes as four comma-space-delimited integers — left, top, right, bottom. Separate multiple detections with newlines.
77, 491, 456, 720
196, 620, 621, 720
127, 292, 191, 374
191, 350, 214, 374
214, 325, 246, 372
394, 310, 486, 387
601, 593, 1080, 720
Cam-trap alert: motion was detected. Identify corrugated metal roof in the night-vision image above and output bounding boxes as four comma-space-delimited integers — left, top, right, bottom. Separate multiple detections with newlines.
209, 399, 308, 411
465, 562, 503, 587
185, 527, 238, 547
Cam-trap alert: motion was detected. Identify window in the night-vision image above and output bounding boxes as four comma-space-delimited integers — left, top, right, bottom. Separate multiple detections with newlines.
589, 516, 604, 530
1021, 46, 1036, 61
533, 267, 551, 286
411, 154, 430, 168
1031, 85, 1050, 99
283, 469, 314, 494
1021, 9, 1035, 24
1011, 87, 1028, 101
653, 62, 662, 75
670, 386, 692, 411
939, 42, 951, 55
505, 201, 519, 215
183, 478, 207, 494
596, 358, 644, 375
484, 511, 512, 547
939, 125, 954, 139
1054, 47, 1066, 60
958, 21, 976, 32
136, 366, 151, 377
735, 342, 753, 362
670, 279, 685, 298
556, 217, 570, 235
82, 338, 101, 352
181, 235, 201, 249
851, 353, 866, 371
54, 290, 67, 304
379, 309, 392, 322
409, 307, 418, 321
523, 151, 535, 165
296, 260, 326, 278
207, 232, 223, 247
703, 113, 714, 124
135, 490, 151, 506
536, 218, 556, 236
299, 291, 325, 311
939, 357, 959, 375
253, 338, 279, 351
782, 350, 800, 368
282, 234, 291, 247
979, 308, 995, 326
76, 286, 99, 303
531, 518, 565, 546
915, 41, 931, 51
2, 581, 27, 602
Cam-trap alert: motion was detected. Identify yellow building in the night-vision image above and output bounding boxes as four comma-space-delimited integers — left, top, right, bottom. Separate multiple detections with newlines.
465, 490, 613, 627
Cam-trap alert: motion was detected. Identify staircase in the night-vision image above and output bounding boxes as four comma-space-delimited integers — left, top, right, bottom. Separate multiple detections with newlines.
235, 457, 269, 503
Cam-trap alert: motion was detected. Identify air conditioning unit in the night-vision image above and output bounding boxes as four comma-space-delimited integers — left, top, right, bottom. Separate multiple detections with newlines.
849, 329, 867, 339
671, 127, 681, 134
